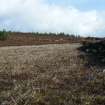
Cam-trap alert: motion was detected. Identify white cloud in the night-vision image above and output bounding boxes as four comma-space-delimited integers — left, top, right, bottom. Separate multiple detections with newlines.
0, 0, 105, 36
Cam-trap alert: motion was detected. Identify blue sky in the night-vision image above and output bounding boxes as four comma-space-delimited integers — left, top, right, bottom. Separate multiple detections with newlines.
47, 0, 105, 11
0, 0, 105, 37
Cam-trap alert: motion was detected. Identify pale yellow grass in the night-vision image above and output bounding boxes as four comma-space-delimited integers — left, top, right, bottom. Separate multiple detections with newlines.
0, 44, 85, 105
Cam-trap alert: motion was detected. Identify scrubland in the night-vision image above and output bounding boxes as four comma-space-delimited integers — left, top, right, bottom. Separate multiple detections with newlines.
0, 43, 105, 105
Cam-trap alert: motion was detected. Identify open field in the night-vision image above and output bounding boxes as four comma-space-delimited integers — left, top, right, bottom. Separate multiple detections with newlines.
0, 43, 105, 105
0, 44, 82, 104
0, 44, 81, 74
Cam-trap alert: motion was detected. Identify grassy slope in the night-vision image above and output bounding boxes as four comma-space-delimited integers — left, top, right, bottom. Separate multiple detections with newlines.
0, 44, 105, 105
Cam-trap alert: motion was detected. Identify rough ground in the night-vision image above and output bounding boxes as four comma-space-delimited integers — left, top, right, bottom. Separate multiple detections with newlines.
0, 44, 81, 74
0, 43, 104, 105
0, 44, 83, 104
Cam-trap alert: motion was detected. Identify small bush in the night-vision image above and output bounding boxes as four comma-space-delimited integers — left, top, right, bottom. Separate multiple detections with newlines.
79, 40, 105, 67
0, 29, 8, 40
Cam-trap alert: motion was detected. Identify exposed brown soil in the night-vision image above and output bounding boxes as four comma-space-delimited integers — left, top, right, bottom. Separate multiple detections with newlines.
0, 32, 81, 46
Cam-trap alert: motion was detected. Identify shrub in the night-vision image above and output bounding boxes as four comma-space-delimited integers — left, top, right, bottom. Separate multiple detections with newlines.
79, 40, 105, 67
0, 29, 8, 40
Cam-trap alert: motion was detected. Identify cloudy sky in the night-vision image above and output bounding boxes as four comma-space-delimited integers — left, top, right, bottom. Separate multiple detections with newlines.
0, 0, 105, 37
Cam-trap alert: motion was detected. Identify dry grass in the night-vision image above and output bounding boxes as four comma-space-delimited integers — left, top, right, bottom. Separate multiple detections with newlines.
0, 44, 83, 104
0, 43, 104, 105
0, 44, 81, 74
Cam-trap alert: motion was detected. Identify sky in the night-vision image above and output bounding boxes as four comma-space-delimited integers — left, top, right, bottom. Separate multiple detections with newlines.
0, 0, 105, 37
